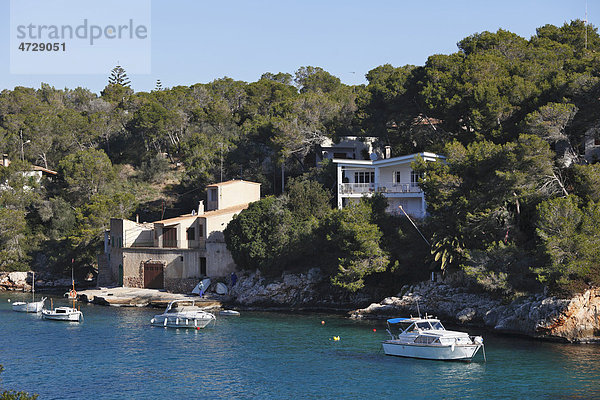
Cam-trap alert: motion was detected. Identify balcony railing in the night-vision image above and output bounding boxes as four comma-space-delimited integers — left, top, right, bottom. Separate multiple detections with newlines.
339, 182, 421, 195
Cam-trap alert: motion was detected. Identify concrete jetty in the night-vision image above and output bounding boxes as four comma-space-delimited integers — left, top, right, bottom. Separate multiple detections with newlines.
78, 287, 223, 309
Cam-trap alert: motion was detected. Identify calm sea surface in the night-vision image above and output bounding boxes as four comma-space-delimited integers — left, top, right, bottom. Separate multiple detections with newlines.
1, 292, 600, 399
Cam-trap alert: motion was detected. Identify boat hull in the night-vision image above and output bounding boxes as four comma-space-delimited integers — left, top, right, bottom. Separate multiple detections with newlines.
382, 340, 481, 361
150, 315, 214, 329
42, 309, 82, 322
12, 300, 44, 313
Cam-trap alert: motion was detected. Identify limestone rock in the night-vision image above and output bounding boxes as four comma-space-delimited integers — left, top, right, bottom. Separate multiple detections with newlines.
349, 278, 600, 343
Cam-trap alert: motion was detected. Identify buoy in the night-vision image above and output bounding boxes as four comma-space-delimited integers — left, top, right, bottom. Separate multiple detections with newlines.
333, 336, 340, 341
196, 327, 200, 330
7, 299, 10, 303
321, 320, 325, 325
373, 328, 376, 332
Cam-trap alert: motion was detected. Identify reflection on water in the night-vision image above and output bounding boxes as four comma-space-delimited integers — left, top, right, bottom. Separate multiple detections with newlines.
1, 293, 600, 399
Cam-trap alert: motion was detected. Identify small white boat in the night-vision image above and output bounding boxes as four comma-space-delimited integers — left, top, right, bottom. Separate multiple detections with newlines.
219, 309, 240, 316
191, 278, 211, 296
12, 272, 46, 313
42, 306, 83, 322
382, 316, 484, 361
151, 300, 216, 329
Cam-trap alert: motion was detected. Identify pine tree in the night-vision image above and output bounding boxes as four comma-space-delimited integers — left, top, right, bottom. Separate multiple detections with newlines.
154, 79, 163, 91
108, 65, 131, 87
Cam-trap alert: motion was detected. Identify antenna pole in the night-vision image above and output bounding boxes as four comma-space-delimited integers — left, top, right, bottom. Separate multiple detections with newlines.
585, 1, 589, 50
398, 205, 430, 246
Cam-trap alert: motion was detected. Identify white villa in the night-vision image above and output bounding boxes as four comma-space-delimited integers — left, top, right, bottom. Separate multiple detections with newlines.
334, 152, 443, 218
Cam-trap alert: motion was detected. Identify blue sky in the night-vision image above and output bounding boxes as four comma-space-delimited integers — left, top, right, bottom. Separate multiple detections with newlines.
0, 0, 594, 94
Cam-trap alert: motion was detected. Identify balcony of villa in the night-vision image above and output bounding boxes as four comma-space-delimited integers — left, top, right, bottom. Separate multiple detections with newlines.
339, 182, 422, 196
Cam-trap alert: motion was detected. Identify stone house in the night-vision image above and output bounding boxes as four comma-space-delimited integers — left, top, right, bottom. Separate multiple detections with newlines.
99, 180, 260, 292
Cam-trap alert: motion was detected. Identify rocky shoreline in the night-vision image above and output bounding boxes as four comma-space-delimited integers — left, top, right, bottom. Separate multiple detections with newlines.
349, 280, 600, 344
5, 269, 599, 343
0, 271, 92, 293
227, 269, 600, 343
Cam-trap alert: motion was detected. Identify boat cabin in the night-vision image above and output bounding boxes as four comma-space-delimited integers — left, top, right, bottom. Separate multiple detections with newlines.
387, 317, 445, 335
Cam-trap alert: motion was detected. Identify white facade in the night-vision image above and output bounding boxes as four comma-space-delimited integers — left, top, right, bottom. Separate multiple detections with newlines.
334, 152, 443, 218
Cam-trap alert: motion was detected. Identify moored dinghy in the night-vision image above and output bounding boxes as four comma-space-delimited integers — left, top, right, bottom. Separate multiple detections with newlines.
151, 300, 216, 328
42, 306, 83, 322
12, 272, 46, 313
382, 316, 484, 361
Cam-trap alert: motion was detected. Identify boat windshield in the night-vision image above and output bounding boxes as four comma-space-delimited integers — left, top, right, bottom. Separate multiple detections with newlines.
416, 322, 433, 330
430, 321, 445, 330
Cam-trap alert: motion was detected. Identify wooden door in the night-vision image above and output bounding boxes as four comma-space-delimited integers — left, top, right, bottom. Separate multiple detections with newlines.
144, 262, 164, 289
163, 227, 177, 248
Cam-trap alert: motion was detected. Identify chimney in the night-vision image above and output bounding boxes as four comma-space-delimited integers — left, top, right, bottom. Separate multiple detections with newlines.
384, 146, 391, 159
2, 154, 9, 167
136, 214, 139, 223
198, 200, 204, 214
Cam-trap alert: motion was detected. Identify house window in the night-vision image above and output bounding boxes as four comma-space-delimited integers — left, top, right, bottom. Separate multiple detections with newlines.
187, 227, 195, 241
394, 171, 402, 183
198, 224, 204, 238
209, 188, 218, 201
354, 171, 375, 183
411, 171, 423, 186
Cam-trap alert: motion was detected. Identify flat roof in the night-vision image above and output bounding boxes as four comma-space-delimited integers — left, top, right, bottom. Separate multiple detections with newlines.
206, 179, 261, 187
31, 166, 58, 175
153, 203, 250, 225
200, 203, 249, 218
333, 152, 444, 167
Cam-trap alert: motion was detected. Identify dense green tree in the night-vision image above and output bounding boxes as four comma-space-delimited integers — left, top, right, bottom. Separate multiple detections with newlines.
535, 195, 600, 292
57, 148, 116, 205
224, 196, 294, 274
320, 199, 389, 291
569, 163, 600, 204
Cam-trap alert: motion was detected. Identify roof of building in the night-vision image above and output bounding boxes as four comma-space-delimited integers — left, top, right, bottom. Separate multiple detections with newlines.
153, 203, 250, 225
201, 203, 250, 218
332, 152, 444, 167
206, 179, 261, 188
31, 166, 58, 175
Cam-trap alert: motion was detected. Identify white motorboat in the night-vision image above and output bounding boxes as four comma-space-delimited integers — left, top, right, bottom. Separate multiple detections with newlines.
219, 309, 240, 316
151, 300, 216, 329
382, 316, 484, 361
42, 306, 83, 322
12, 272, 46, 313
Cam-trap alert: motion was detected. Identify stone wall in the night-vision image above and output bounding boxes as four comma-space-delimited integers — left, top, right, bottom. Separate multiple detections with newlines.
164, 278, 198, 293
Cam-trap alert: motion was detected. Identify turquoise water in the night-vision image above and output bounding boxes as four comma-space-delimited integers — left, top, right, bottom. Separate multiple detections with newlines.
1, 292, 600, 399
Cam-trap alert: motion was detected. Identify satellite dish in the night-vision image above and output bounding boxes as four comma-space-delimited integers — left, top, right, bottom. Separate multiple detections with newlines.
369, 153, 378, 161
